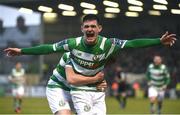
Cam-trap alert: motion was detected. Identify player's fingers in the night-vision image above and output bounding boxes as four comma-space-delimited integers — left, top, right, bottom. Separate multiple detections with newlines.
99, 82, 107, 85
170, 42, 173, 47
100, 73, 104, 77
170, 40, 176, 46
172, 41, 175, 44
171, 37, 177, 42
101, 88, 105, 92
97, 87, 106, 91
171, 39, 175, 44
96, 83, 107, 88
7, 51, 13, 57
162, 31, 169, 38
168, 38, 177, 44
3, 48, 10, 52
97, 84, 106, 88
167, 34, 176, 38
4, 48, 16, 53
97, 85, 107, 89
96, 83, 104, 87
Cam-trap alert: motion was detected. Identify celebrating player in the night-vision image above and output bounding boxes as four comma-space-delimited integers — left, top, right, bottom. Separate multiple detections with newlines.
146, 55, 170, 114
4, 14, 176, 115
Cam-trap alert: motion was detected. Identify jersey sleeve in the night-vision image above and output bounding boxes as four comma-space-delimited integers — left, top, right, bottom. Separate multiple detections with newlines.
59, 52, 70, 67
110, 38, 128, 49
22, 38, 76, 55
107, 38, 128, 55
21, 44, 55, 55
146, 64, 151, 81
53, 38, 76, 52
109, 37, 161, 54
124, 38, 161, 48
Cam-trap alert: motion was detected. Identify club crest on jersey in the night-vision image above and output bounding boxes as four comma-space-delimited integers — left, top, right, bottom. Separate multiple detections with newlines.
59, 100, 66, 107
84, 104, 91, 112
92, 55, 100, 61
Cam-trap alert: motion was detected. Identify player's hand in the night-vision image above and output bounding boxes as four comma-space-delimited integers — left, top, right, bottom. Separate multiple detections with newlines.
160, 31, 177, 47
4, 48, 22, 57
95, 71, 104, 83
96, 80, 107, 92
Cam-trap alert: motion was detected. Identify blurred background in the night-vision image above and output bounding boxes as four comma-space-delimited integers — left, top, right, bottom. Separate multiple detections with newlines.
0, 0, 180, 114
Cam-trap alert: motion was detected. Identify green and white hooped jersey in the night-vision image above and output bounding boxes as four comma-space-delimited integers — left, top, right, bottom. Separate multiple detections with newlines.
9, 68, 25, 87
47, 52, 71, 91
146, 63, 170, 88
53, 36, 127, 91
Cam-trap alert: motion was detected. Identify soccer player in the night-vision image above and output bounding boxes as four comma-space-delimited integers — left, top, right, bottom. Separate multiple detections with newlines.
112, 66, 128, 109
8, 62, 26, 113
146, 55, 170, 114
46, 52, 106, 115
4, 14, 176, 115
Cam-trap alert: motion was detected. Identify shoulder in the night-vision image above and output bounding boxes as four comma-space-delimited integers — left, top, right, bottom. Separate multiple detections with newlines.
54, 37, 80, 48
64, 36, 83, 46
12, 68, 16, 73
160, 64, 166, 69
22, 68, 25, 72
148, 63, 154, 68
74, 36, 82, 46
109, 38, 128, 47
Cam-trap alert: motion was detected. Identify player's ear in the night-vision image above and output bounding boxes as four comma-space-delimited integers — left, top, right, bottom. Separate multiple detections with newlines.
98, 25, 102, 32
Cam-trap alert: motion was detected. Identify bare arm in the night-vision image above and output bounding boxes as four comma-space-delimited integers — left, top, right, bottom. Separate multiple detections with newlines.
65, 66, 104, 86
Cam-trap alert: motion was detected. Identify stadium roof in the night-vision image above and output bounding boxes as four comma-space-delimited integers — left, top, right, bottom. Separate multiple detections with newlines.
1, 0, 180, 19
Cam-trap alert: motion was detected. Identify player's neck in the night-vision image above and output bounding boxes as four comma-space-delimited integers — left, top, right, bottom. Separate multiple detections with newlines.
83, 37, 98, 46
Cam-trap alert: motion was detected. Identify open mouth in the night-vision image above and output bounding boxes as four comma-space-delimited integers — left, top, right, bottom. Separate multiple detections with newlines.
86, 32, 95, 37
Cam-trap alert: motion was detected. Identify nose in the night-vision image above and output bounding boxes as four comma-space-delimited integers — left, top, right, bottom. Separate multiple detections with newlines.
87, 26, 93, 31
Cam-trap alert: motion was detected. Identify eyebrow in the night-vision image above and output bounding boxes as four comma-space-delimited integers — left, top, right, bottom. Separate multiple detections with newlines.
83, 24, 97, 27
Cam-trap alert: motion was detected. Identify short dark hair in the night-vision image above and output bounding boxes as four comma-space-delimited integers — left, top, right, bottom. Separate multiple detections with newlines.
82, 14, 100, 25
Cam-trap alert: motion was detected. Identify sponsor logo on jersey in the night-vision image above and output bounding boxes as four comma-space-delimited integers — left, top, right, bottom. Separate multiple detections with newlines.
76, 58, 94, 67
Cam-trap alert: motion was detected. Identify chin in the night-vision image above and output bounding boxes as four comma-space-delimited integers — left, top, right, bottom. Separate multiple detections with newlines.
86, 39, 96, 44
87, 40, 95, 44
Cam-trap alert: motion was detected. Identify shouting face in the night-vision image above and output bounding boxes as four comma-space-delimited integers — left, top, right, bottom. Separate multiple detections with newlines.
81, 20, 102, 45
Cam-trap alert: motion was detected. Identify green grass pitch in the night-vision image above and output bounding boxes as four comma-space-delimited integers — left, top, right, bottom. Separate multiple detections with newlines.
0, 96, 180, 114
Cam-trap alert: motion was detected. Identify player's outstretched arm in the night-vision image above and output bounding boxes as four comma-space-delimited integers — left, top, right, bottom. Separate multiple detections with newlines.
4, 44, 55, 56
65, 66, 104, 86
124, 31, 176, 48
